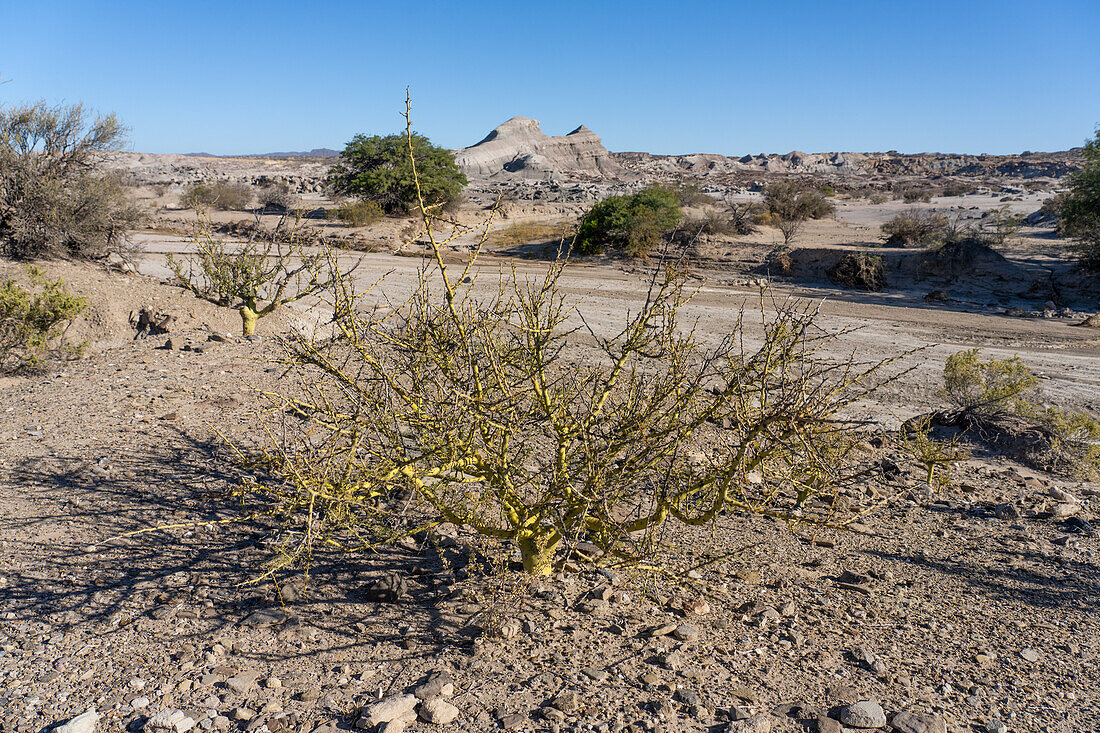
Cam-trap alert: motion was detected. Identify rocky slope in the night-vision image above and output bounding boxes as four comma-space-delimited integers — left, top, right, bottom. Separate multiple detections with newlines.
454, 117, 622, 180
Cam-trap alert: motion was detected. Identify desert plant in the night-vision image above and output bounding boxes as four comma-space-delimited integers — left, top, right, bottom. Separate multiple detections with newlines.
485, 220, 576, 248
763, 180, 834, 246
984, 205, 1021, 246
0, 267, 87, 373
329, 200, 384, 228
897, 185, 933, 203
881, 209, 951, 247
328, 132, 467, 215
257, 182, 296, 212
672, 183, 713, 207
575, 186, 682, 257
167, 218, 345, 336
678, 206, 758, 239
240, 97, 904, 578
828, 253, 885, 291
901, 416, 968, 491
0, 101, 143, 260
180, 180, 253, 211
1058, 128, 1100, 270
919, 350, 1100, 479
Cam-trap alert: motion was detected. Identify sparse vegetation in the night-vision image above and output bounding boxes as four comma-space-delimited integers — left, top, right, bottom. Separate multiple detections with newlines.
485, 220, 575, 248
0, 267, 87, 373
828, 252, 885, 291
881, 209, 951, 247
984, 205, 1021, 246
330, 200, 384, 228
179, 180, 253, 211
236, 100, 902, 579
897, 185, 933, 203
672, 182, 713, 207
762, 180, 834, 246
901, 416, 969, 491
1059, 128, 1100, 270
328, 132, 467, 215
256, 181, 296, 212
923, 349, 1100, 479
0, 101, 143, 260
167, 220, 346, 335
575, 186, 682, 257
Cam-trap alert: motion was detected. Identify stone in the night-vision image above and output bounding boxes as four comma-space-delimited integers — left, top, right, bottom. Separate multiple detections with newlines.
549, 689, 581, 713
363, 572, 408, 602
672, 624, 699, 641
418, 698, 460, 724
240, 608, 288, 627
816, 715, 843, 733
414, 670, 454, 700
839, 701, 887, 728
649, 623, 677, 637
984, 721, 1008, 733
146, 710, 197, 733
55, 710, 99, 733
993, 503, 1019, 520
1051, 503, 1078, 518
226, 670, 261, 695
727, 713, 771, 733
232, 708, 256, 722
358, 694, 418, 727
890, 712, 946, 733
1019, 648, 1039, 663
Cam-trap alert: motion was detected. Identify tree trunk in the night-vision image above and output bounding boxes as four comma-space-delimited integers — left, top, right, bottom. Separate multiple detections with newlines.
240, 305, 258, 336
516, 527, 559, 576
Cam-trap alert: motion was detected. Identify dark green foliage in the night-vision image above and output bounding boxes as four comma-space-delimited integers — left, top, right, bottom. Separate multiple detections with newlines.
328, 133, 467, 215
1060, 128, 1100, 270
575, 186, 682, 256
763, 180, 834, 246
0, 268, 87, 373
1, 101, 143, 260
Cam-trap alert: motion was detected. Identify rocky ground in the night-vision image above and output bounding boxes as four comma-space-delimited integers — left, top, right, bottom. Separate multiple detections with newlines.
1, 249, 1098, 733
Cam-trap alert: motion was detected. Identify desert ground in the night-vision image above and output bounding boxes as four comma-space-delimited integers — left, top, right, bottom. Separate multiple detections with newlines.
1, 128, 1098, 733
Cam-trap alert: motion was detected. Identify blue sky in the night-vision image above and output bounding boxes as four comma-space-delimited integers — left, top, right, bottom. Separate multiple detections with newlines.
2, 1, 1098, 156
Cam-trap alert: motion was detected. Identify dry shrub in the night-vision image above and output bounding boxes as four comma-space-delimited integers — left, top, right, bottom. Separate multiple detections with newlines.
236, 97, 905, 578
881, 209, 951, 247
828, 253, 885, 291
180, 180, 253, 211
485, 220, 576, 248
330, 200, 384, 228
909, 349, 1100, 479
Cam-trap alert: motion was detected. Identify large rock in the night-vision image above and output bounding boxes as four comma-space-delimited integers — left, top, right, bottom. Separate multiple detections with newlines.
839, 701, 887, 728
454, 117, 620, 179
357, 694, 418, 727
890, 712, 946, 733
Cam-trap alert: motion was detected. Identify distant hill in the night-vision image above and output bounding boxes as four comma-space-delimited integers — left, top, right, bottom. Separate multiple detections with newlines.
183, 148, 341, 159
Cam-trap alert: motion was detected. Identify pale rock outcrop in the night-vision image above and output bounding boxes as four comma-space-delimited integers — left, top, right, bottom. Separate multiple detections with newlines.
454, 117, 620, 179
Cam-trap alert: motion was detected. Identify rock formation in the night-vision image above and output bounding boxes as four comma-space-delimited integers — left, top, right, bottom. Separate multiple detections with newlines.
454, 117, 621, 179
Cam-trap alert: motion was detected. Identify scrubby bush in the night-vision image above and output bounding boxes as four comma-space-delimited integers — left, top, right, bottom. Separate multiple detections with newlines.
828, 252, 884, 291
257, 182, 296, 212
0, 267, 87, 373
330, 200, 384, 228
672, 182, 713, 206
881, 209, 951, 247
328, 130, 467, 215
1059, 128, 1100, 270
575, 186, 682, 256
984, 205, 1021, 246
762, 180, 835, 246
0, 101, 143, 260
924, 349, 1100, 479
168, 220, 346, 335
180, 180, 253, 211
897, 185, 933, 203
939, 182, 971, 197
678, 207, 757, 238
234, 104, 902, 578
485, 220, 576, 248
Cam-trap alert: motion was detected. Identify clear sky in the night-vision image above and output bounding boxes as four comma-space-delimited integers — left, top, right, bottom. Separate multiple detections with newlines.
2, 1, 1098, 156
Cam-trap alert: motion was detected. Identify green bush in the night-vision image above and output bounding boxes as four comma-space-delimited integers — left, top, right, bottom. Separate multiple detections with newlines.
1059, 128, 1100, 270
881, 209, 951, 247
328, 132, 467, 215
1, 101, 143, 260
575, 186, 682, 257
0, 268, 87, 373
330, 200, 384, 227
180, 180, 253, 211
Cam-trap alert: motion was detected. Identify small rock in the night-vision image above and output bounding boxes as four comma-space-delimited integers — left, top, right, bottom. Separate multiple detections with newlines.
993, 503, 1019, 520
727, 713, 771, 733
363, 572, 407, 602
649, 623, 677, 637
1019, 648, 1039, 663
418, 698, 460, 724
672, 624, 699, 641
890, 712, 946, 733
1051, 503, 1078, 518
414, 670, 454, 700
816, 716, 843, 733
839, 700, 887, 728
358, 694, 418, 727
549, 689, 581, 713
984, 721, 1008, 733
146, 710, 196, 733
55, 710, 99, 733
226, 670, 261, 695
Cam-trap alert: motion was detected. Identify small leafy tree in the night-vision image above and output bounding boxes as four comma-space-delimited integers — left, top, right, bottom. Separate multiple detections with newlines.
575, 186, 682, 257
328, 132, 467, 215
1060, 127, 1100, 270
763, 180, 834, 246
0, 101, 143, 259
0, 267, 87, 373
168, 219, 345, 336
241, 98, 904, 577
